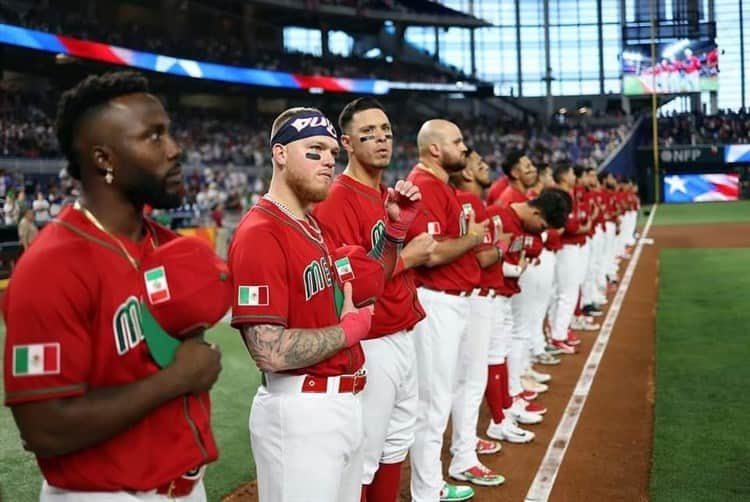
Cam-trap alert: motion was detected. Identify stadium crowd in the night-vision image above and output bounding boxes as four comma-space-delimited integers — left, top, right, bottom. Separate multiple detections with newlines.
0, 2, 467, 83
0, 88, 629, 229
658, 110, 750, 145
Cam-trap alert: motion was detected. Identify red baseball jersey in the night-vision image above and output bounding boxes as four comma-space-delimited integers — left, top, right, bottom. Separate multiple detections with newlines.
591, 188, 606, 229
561, 190, 587, 246
312, 174, 425, 339
3, 206, 217, 491
497, 184, 528, 208
493, 205, 541, 295
486, 176, 510, 207
455, 190, 505, 292
544, 228, 563, 252
581, 190, 598, 237
406, 166, 480, 292
229, 198, 364, 376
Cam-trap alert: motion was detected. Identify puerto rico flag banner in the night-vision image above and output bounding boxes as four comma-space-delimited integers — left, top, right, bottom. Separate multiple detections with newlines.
144, 266, 171, 304
13, 343, 60, 376
663, 173, 739, 203
238, 285, 269, 306
335, 257, 355, 282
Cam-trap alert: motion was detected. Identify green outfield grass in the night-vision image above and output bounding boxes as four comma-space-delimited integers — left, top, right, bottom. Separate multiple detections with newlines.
651, 249, 750, 501
0, 322, 261, 502
637, 200, 750, 227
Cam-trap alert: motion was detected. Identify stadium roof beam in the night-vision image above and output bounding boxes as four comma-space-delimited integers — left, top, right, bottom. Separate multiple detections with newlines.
243, 0, 491, 28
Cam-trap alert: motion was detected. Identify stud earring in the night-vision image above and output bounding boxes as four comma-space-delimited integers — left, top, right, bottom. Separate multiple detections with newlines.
105, 168, 114, 185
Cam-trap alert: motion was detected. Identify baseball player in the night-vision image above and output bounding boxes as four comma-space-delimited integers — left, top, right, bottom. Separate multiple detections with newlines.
682, 48, 701, 92
3, 71, 224, 501
453, 151, 561, 451
525, 164, 563, 366
549, 162, 591, 354
483, 183, 572, 439
580, 167, 607, 315
229, 107, 392, 502
569, 167, 600, 332
449, 149, 508, 488
495, 151, 552, 406
486, 172, 509, 207
311, 97, 432, 502
405, 119, 490, 502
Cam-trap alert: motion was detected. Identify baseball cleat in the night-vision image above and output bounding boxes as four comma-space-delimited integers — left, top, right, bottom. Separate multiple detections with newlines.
533, 352, 561, 365
521, 376, 548, 394
507, 399, 544, 424
551, 339, 577, 354
450, 464, 505, 487
440, 482, 475, 501
525, 367, 551, 384
487, 417, 536, 443
475, 438, 502, 455
519, 389, 539, 401
566, 332, 582, 346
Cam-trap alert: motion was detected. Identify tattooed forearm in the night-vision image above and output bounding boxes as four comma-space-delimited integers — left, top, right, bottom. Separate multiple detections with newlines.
240, 324, 346, 372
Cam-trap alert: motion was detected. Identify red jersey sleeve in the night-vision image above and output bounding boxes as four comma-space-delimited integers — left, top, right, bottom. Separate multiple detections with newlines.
3, 247, 93, 405
230, 226, 290, 328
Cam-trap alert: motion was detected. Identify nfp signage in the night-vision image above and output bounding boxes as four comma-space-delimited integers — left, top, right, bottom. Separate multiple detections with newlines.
658, 146, 724, 165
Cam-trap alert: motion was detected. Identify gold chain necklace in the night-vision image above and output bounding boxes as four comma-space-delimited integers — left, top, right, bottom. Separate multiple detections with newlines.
73, 200, 151, 270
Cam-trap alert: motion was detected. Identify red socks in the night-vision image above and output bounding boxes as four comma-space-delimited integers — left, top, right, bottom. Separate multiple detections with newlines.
485, 363, 507, 423
364, 461, 402, 502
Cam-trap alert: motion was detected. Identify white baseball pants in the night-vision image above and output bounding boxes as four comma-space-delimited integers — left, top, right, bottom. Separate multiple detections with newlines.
361, 330, 418, 485
449, 293, 492, 476
487, 295, 513, 365
551, 243, 584, 342
250, 377, 363, 502
410, 287, 470, 502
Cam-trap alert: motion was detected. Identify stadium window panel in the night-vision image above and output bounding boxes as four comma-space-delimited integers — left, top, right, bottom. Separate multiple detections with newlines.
519, 27, 545, 79
405, 27, 436, 57
519, 0, 543, 26
715, 0, 742, 110
439, 27, 472, 75
579, 45, 600, 80
522, 80, 546, 96
556, 80, 582, 95
283, 27, 322, 56
328, 31, 353, 57
552, 0, 581, 25
604, 78, 622, 94
602, 2, 620, 23
624, 0, 636, 22
580, 80, 601, 94
601, 24, 621, 78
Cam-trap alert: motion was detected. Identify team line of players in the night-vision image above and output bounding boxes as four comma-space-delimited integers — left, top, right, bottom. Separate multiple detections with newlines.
230, 98, 641, 502
1, 71, 640, 502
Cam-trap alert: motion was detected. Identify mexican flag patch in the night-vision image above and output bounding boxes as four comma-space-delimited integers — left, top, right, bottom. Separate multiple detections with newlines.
238, 285, 269, 306
144, 266, 171, 304
335, 257, 355, 282
13, 343, 60, 376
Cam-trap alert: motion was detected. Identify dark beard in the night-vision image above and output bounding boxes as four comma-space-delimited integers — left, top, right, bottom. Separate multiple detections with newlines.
126, 168, 183, 209
443, 157, 466, 173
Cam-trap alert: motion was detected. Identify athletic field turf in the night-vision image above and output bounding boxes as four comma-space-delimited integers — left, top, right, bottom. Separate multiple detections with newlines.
651, 248, 750, 501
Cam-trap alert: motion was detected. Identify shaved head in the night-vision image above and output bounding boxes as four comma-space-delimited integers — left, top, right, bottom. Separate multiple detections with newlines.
417, 119, 468, 173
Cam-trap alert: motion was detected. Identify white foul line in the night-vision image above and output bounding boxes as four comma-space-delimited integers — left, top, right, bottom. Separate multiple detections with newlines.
525, 205, 658, 502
